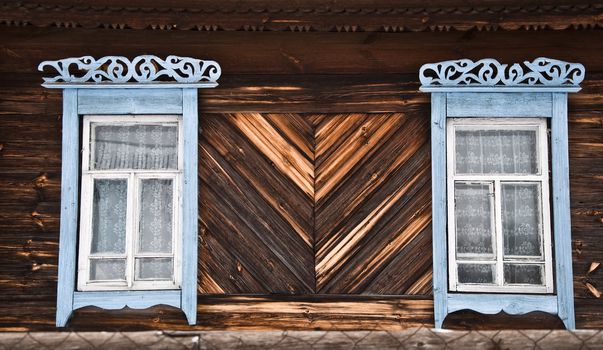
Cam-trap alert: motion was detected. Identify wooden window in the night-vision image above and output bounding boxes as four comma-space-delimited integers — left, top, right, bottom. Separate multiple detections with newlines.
77, 115, 183, 291
420, 58, 585, 330
446, 118, 553, 293
39, 55, 220, 327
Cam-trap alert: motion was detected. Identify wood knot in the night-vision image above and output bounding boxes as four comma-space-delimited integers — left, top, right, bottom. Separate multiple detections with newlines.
34, 173, 49, 188
31, 211, 45, 230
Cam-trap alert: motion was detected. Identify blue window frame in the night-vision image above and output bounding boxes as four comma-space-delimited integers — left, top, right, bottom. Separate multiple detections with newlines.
419, 58, 585, 329
38, 56, 221, 327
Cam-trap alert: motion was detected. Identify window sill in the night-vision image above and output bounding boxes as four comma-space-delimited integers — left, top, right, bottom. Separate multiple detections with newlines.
73, 290, 181, 310
448, 293, 558, 315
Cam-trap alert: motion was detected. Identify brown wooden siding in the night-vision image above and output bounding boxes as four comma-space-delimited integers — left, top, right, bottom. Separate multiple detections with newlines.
200, 113, 315, 294
314, 113, 432, 294
0, 22, 602, 330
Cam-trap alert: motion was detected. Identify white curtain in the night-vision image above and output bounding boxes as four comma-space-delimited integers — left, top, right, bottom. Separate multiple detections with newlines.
92, 124, 178, 170
91, 179, 127, 254
138, 179, 173, 253
135, 258, 173, 280
501, 183, 542, 257
88, 124, 177, 283
90, 259, 126, 281
455, 129, 538, 174
458, 263, 495, 284
454, 183, 494, 256
504, 264, 543, 285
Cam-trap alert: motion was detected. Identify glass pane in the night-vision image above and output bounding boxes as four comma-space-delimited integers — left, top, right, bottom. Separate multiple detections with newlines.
502, 183, 543, 257
455, 182, 494, 256
138, 179, 173, 253
135, 258, 173, 280
90, 259, 126, 281
504, 264, 544, 285
91, 123, 178, 170
455, 129, 538, 174
458, 264, 495, 284
91, 179, 127, 254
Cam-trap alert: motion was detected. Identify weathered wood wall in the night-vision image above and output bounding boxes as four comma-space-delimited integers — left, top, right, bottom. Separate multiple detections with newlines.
0, 16, 602, 331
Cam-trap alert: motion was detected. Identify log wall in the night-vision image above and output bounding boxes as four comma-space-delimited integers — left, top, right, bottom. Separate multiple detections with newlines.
0, 23, 602, 330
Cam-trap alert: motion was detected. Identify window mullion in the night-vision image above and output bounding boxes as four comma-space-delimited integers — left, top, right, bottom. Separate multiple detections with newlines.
126, 172, 136, 288
494, 179, 504, 287
446, 124, 458, 291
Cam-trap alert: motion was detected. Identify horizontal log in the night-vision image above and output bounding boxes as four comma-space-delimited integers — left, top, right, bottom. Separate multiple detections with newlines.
0, 295, 602, 331
3, 27, 603, 75
2, 1, 601, 33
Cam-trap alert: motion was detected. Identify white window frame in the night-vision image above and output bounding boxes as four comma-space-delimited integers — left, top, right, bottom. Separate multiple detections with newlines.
77, 115, 183, 291
446, 118, 554, 294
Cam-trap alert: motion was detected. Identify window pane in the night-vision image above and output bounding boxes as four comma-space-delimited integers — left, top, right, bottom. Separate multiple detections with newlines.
91, 179, 127, 254
458, 264, 495, 284
504, 264, 544, 285
91, 123, 178, 170
138, 179, 173, 253
455, 129, 538, 174
90, 259, 126, 281
135, 258, 173, 280
455, 182, 494, 256
502, 183, 543, 257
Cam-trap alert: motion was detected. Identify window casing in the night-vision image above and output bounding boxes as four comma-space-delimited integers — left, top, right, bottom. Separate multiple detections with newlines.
78, 115, 183, 291
419, 57, 584, 330
39, 55, 220, 327
446, 118, 553, 293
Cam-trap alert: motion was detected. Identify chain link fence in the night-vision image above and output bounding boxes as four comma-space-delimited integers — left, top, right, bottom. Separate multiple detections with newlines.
1, 328, 602, 350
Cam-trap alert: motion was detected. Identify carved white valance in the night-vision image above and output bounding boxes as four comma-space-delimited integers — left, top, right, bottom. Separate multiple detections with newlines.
419, 58, 585, 92
38, 55, 221, 88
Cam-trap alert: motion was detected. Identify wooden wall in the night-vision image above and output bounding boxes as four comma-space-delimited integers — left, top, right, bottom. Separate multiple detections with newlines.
0, 24, 602, 330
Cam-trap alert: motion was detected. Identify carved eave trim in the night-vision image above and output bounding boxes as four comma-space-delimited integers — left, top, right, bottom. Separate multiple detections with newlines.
38, 55, 221, 89
419, 57, 585, 93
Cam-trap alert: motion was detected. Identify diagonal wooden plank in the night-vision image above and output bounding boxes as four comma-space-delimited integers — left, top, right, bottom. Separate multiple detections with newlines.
315, 113, 428, 240
231, 113, 314, 199
263, 113, 315, 162
199, 113, 315, 294
315, 113, 433, 294
315, 113, 397, 204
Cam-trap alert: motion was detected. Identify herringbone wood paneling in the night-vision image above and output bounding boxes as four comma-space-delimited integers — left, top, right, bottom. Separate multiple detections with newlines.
200, 113, 432, 295
314, 113, 433, 294
199, 113, 315, 294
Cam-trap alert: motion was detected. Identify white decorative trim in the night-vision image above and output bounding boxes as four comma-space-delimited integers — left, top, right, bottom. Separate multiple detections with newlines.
38, 55, 221, 85
419, 57, 584, 89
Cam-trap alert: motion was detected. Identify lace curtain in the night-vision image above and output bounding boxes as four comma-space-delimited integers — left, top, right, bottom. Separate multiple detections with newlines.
455, 183, 494, 256
454, 128, 544, 286
91, 124, 178, 170
136, 179, 174, 280
91, 179, 127, 254
455, 129, 538, 174
90, 179, 127, 281
88, 123, 176, 282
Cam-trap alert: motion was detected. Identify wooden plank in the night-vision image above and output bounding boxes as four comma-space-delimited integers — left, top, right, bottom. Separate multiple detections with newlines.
552, 93, 576, 330
4, 73, 603, 115
181, 88, 198, 325
314, 113, 433, 295
448, 294, 558, 315
199, 113, 315, 294
10, 0, 596, 8
73, 291, 181, 310
2, 1, 600, 33
7, 295, 603, 331
77, 89, 182, 115
4, 27, 603, 75
447, 92, 552, 117
430, 93, 447, 329
55, 88, 78, 327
